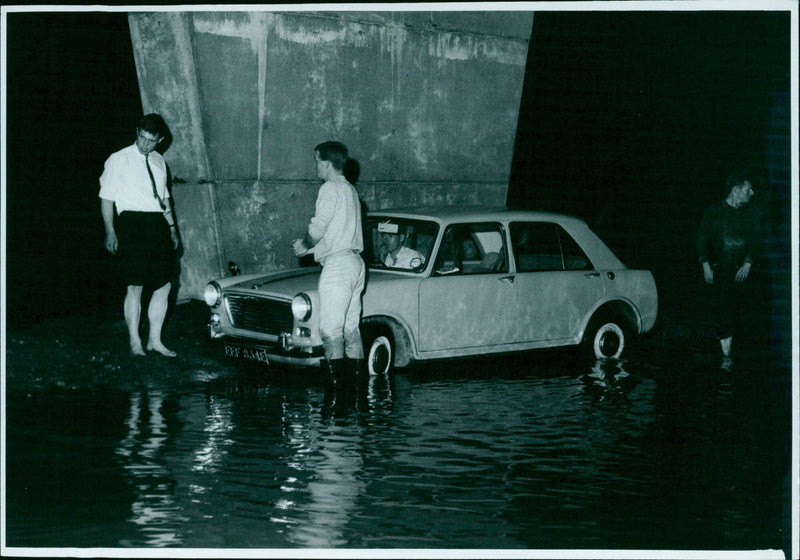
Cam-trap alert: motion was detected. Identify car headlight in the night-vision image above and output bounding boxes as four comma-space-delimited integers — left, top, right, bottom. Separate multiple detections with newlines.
204, 282, 222, 308
291, 293, 312, 321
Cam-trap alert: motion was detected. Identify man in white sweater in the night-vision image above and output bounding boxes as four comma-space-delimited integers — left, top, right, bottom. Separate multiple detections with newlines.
292, 141, 365, 381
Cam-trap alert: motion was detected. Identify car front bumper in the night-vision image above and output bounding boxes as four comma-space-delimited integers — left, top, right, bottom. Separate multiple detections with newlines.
211, 334, 325, 367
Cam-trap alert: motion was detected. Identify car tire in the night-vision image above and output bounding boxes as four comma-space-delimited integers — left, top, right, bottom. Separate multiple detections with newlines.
584, 315, 627, 361
363, 325, 394, 376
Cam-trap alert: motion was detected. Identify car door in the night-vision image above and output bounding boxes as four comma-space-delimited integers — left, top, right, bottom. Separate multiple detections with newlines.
418, 222, 517, 352
510, 222, 605, 344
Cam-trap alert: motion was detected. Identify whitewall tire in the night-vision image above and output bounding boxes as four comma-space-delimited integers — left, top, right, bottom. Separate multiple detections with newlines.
586, 319, 626, 361
365, 332, 393, 376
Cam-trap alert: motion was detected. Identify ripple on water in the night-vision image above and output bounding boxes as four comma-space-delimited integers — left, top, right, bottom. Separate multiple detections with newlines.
4, 353, 789, 551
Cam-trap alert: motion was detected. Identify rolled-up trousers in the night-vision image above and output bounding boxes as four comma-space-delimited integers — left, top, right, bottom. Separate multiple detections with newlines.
706, 264, 749, 340
318, 250, 365, 360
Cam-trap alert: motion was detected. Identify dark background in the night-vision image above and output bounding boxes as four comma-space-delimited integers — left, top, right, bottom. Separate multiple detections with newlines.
508, 10, 792, 359
3, 9, 793, 340
6, 12, 142, 325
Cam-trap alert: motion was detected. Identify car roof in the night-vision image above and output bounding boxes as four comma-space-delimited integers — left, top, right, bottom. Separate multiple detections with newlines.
366, 205, 587, 225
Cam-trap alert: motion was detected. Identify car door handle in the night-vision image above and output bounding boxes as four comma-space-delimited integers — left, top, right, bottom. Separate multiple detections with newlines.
585, 272, 601, 278
499, 275, 515, 283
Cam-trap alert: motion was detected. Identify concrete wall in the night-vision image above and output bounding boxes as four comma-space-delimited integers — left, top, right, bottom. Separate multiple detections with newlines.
128, 10, 533, 300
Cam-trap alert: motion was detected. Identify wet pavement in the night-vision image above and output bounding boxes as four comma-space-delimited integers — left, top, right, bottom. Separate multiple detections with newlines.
4, 302, 224, 394
0, 297, 757, 392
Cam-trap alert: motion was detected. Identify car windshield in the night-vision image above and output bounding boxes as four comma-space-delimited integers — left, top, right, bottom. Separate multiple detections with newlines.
363, 217, 438, 272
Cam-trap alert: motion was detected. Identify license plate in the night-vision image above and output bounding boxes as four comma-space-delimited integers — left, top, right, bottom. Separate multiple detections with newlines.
224, 344, 270, 365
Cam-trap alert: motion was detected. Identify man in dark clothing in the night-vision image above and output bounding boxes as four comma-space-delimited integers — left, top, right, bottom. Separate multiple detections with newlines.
697, 171, 757, 365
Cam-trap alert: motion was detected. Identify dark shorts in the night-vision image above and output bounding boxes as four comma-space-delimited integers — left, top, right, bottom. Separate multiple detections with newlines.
116, 211, 176, 288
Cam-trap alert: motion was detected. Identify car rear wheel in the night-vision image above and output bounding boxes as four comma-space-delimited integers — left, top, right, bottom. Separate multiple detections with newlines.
363, 326, 393, 376
584, 316, 627, 361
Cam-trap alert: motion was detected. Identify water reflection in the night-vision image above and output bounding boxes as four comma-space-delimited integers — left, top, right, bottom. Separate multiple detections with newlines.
115, 390, 185, 546
8, 348, 785, 552
286, 369, 396, 546
322, 368, 395, 419
284, 421, 365, 547
580, 358, 640, 402
190, 394, 235, 473
111, 370, 400, 548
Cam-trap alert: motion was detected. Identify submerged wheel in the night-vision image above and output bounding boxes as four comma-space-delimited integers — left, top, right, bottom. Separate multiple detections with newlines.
584, 316, 627, 360
363, 326, 394, 376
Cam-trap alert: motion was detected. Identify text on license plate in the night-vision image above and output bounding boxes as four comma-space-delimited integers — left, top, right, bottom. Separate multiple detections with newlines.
225, 344, 270, 365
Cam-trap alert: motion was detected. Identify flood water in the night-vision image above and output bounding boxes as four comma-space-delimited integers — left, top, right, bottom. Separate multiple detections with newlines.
3, 305, 793, 557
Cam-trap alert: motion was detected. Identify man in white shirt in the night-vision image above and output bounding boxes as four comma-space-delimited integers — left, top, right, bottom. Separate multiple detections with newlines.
99, 113, 180, 357
292, 141, 365, 381
378, 228, 425, 269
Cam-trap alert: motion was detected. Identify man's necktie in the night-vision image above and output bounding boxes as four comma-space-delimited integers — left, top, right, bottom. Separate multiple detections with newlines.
145, 153, 166, 210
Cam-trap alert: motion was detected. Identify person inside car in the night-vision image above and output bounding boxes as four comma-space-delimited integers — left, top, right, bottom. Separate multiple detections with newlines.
378, 225, 425, 269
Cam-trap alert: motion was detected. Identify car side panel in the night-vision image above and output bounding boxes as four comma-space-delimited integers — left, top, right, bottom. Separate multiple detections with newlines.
513, 270, 605, 343
418, 273, 517, 351
601, 269, 659, 334
559, 222, 625, 270
361, 275, 422, 336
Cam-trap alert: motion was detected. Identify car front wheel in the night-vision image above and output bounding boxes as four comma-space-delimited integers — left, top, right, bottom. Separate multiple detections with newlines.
584, 316, 626, 360
363, 326, 393, 376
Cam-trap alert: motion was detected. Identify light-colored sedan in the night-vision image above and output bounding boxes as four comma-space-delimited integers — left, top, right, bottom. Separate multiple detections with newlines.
204, 207, 658, 375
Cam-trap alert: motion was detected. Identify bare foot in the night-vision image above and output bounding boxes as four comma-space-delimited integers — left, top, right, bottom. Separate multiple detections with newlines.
720, 357, 733, 372
130, 343, 146, 357
146, 342, 177, 358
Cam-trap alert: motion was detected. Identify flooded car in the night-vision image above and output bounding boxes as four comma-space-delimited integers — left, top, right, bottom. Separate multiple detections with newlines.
204, 206, 658, 375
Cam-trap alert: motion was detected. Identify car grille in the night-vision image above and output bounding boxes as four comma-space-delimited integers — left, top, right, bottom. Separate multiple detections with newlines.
224, 294, 293, 336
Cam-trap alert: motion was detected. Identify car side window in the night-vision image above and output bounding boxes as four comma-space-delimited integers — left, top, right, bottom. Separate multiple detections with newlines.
364, 218, 438, 271
558, 227, 593, 270
434, 223, 508, 275
434, 228, 460, 275
511, 222, 594, 272
511, 222, 561, 271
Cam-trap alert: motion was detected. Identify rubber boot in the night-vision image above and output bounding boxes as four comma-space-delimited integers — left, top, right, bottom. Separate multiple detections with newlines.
353, 359, 369, 412
326, 358, 345, 385
342, 357, 364, 376
337, 358, 356, 390
323, 358, 343, 411
326, 358, 357, 414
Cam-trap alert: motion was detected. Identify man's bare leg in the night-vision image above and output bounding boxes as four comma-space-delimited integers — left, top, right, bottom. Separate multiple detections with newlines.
124, 285, 146, 356
146, 281, 177, 357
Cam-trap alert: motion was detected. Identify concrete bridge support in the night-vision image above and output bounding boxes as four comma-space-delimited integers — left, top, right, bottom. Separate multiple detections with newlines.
128, 10, 533, 300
